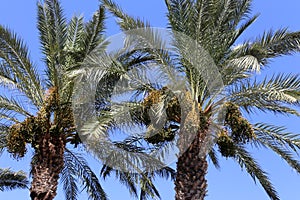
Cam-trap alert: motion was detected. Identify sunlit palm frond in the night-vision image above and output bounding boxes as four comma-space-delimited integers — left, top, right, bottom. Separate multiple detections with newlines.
0, 26, 43, 107
82, 5, 106, 57
37, 0, 67, 88
66, 15, 85, 52
254, 123, 300, 152
230, 28, 300, 70
165, 0, 197, 35
204, 0, 254, 48
165, 0, 255, 63
229, 73, 300, 116
63, 15, 85, 71
37, 0, 67, 59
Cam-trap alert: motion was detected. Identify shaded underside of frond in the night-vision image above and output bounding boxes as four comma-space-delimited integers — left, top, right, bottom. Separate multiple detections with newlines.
0, 168, 28, 191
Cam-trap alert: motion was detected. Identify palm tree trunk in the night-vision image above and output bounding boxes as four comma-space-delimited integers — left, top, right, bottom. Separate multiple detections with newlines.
175, 92, 209, 200
175, 130, 209, 200
30, 133, 65, 200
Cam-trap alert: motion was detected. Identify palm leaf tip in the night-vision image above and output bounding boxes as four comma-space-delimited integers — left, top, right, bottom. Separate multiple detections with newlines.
233, 145, 280, 200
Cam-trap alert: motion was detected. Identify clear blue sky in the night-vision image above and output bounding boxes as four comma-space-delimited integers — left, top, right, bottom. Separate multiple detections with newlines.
0, 0, 300, 199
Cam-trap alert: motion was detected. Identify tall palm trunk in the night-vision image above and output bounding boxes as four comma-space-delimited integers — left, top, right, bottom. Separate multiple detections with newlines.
175, 92, 209, 200
175, 130, 209, 200
30, 133, 65, 200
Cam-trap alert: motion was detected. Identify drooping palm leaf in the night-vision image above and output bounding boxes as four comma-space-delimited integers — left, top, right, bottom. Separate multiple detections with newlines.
63, 148, 107, 200
232, 145, 279, 200
0, 26, 43, 107
254, 123, 300, 152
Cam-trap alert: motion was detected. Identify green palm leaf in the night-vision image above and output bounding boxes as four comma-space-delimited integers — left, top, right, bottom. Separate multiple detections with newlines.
0, 26, 43, 107
230, 28, 300, 68
254, 123, 300, 152
64, 148, 107, 200
37, 0, 67, 87
0, 168, 28, 191
229, 73, 300, 115
233, 145, 279, 200
82, 6, 106, 57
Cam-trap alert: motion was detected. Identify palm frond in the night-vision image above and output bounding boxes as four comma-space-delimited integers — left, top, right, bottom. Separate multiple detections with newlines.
64, 148, 107, 200
66, 15, 85, 52
254, 123, 300, 152
230, 28, 300, 68
165, 0, 197, 35
0, 61, 19, 89
99, 139, 176, 200
0, 111, 20, 124
37, 0, 67, 87
101, 0, 148, 31
0, 26, 43, 107
101, 0, 175, 73
0, 126, 8, 154
0, 168, 28, 191
139, 172, 160, 200
61, 151, 79, 200
262, 143, 300, 174
0, 95, 32, 117
208, 148, 220, 169
209, 0, 254, 47
82, 5, 106, 57
233, 145, 279, 200
101, 165, 138, 198
231, 14, 259, 47
165, 0, 255, 63
37, 0, 67, 58
229, 73, 300, 116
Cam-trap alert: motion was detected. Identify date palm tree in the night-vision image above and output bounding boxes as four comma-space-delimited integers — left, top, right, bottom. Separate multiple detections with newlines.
97, 0, 300, 199
0, 0, 175, 199
0, 0, 108, 199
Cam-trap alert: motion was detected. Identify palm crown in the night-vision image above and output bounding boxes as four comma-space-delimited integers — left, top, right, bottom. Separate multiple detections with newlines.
88, 0, 300, 199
